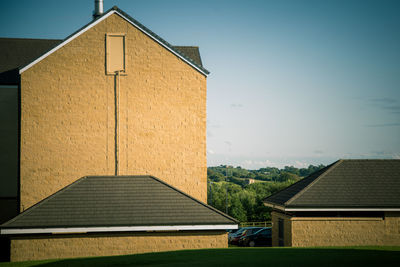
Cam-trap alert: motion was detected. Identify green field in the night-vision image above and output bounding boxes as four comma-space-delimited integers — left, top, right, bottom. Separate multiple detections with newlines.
1, 247, 399, 267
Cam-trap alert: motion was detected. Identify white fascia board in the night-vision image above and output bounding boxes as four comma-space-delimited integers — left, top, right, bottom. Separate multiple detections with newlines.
19, 11, 116, 74
0, 224, 238, 235
285, 208, 400, 212
112, 11, 208, 76
20, 10, 208, 77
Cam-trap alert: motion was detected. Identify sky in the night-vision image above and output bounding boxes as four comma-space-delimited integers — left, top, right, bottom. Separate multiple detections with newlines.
1, 0, 399, 169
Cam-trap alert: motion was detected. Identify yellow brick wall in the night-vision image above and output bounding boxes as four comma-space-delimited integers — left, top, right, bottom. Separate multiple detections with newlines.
272, 211, 400, 247
271, 211, 292, 247
20, 13, 207, 210
10, 231, 227, 262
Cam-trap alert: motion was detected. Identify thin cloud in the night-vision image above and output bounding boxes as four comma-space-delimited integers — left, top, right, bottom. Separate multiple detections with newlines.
381, 106, 400, 114
208, 122, 221, 128
369, 151, 386, 156
370, 97, 397, 104
314, 150, 323, 154
294, 161, 309, 168
365, 123, 400, 127
241, 159, 277, 168
369, 97, 400, 114
224, 141, 232, 152
230, 103, 243, 108
207, 149, 215, 155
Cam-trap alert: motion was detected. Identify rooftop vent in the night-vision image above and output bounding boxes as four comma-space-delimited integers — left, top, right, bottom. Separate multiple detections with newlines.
93, 0, 104, 19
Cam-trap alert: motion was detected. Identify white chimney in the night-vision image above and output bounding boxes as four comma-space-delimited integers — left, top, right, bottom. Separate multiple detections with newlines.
93, 0, 104, 19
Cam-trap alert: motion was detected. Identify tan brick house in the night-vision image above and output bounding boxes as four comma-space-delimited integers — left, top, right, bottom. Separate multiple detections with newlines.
264, 159, 400, 247
0, 5, 237, 262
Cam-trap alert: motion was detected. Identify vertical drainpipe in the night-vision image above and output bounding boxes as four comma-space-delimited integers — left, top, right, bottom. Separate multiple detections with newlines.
115, 70, 121, 175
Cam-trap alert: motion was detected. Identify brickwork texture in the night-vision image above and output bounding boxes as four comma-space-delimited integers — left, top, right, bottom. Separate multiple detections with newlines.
20, 13, 207, 210
272, 211, 400, 247
10, 231, 227, 262
271, 211, 292, 247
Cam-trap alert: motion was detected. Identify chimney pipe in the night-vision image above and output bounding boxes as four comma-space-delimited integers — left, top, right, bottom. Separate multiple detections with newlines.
93, 0, 104, 19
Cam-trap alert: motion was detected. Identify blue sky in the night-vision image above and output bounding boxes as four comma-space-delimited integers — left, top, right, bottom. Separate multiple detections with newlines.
1, 0, 399, 169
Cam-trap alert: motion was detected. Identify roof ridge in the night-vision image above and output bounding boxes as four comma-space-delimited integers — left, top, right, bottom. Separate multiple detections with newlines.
18, 6, 209, 76
148, 176, 239, 223
285, 160, 343, 206
1, 176, 88, 227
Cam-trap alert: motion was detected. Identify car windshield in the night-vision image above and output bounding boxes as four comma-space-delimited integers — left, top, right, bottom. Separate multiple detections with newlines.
254, 228, 271, 235
234, 228, 247, 235
254, 228, 267, 234
242, 228, 261, 236
250, 228, 262, 233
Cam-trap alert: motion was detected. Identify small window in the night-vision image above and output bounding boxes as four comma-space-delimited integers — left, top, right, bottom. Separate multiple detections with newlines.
106, 34, 126, 74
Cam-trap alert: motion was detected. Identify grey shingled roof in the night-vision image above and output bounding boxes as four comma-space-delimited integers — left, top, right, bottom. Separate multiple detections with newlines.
173, 46, 203, 67
1, 176, 237, 229
264, 159, 400, 209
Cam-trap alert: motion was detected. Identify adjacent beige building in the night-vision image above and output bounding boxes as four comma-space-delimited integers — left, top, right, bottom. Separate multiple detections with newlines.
265, 159, 400, 247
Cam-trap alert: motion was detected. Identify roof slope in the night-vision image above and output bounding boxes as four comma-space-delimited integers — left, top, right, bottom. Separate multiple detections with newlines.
264, 159, 400, 210
264, 162, 336, 207
0, 38, 62, 84
1, 176, 237, 231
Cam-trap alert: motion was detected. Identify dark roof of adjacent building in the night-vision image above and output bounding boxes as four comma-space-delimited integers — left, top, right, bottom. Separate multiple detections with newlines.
173, 46, 203, 67
1, 176, 237, 231
0, 6, 208, 85
0, 38, 62, 84
264, 159, 400, 210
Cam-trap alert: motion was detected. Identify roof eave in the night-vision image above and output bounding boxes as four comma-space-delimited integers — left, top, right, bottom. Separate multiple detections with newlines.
284, 207, 400, 212
0, 224, 238, 235
264, 200, 400, 212
263, 201, 285, 211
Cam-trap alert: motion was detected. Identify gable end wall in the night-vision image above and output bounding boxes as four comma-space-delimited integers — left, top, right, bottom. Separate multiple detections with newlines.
20, 13, 207, 210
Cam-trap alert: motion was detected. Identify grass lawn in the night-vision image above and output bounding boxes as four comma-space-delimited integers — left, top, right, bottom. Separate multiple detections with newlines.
1, 247, 399, 267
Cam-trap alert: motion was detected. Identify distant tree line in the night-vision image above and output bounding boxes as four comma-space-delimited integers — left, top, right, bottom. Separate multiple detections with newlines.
207, 164, 325, 222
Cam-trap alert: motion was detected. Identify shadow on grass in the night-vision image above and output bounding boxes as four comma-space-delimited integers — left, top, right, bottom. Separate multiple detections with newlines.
7, 247, 400, 267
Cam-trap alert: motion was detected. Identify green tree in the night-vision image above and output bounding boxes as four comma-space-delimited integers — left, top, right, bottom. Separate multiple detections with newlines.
207, 164, 325, 222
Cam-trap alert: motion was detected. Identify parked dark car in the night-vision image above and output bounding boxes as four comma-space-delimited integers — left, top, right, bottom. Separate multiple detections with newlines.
229, 227, 263, 245
239, 227, 272, 247
228, 227, 247, 244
